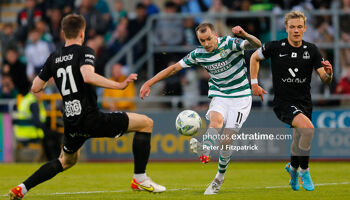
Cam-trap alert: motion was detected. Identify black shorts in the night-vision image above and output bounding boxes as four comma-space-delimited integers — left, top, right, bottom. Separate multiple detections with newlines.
273, 103, 312, 126
63, 111, 129, 153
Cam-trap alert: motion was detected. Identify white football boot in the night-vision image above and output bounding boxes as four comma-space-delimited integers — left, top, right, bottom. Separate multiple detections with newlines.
131, 176, 166, 193
204, 178, 224, 195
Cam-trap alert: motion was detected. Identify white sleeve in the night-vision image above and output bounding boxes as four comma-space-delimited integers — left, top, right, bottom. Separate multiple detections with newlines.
257, 47, 265, 60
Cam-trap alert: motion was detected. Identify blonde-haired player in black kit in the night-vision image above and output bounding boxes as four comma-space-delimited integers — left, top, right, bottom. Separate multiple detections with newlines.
9, 14, 165, 200
250, 11, 333, 191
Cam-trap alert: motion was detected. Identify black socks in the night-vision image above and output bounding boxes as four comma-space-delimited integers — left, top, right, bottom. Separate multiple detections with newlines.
299, 156, 309, 170
23, 159, 63, 190
291, 156, 299, 169
132, 132, 151, 174
291, 156, 309, 170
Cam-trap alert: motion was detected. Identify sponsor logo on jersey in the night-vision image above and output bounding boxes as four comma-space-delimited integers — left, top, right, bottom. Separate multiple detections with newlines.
303, 51, 310, 59
282, 68, 306, 83
205, 60, 232, 74
85, 58, 94, 64
69, 132, 91, 138
281, 42, 286, 46
85, 54, 95, 59
282, 77, 306, 83
55, 54, 73, 63
279, 54, 288, 57
65, 99, 82, 117
288, 68, 298, 77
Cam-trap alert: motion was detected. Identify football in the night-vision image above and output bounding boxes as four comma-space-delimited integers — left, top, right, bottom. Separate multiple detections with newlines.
175, 110, 202, 136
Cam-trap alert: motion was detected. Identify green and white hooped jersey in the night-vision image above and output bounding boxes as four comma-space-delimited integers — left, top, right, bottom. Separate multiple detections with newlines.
179, 36, 251, 98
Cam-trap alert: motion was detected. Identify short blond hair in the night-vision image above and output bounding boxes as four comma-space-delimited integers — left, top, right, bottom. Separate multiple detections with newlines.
195, 22, 215, 35
284, 11, 307, 26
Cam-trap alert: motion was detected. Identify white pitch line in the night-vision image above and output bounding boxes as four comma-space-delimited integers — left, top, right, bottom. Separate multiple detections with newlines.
230, 182, 350, 190
1, 182, 349, 197
1, 188, 189, 197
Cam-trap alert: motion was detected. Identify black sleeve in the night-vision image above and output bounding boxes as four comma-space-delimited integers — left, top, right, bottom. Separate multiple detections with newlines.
312, 44, 323, 70
261, 41, 277, 59
38, 54, 53, 81
80, 47, 96, 68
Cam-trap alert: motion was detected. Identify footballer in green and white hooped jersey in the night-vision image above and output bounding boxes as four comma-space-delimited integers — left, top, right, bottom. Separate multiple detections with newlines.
140, 22, 261, 195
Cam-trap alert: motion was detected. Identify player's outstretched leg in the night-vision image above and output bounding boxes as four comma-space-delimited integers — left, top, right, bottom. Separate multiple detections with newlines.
126, 113, 166, 193
9, 150, 78, 200
190, 111, 223, 164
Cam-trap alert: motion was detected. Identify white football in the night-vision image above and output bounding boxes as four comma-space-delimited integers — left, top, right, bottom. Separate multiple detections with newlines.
175, 110, 202, 136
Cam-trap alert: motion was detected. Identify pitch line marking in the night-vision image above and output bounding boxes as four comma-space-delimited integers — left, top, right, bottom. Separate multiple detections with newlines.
1, 182, 349, 197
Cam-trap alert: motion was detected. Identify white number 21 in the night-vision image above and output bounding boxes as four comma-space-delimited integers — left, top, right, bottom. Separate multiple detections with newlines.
57, 65, 77, 96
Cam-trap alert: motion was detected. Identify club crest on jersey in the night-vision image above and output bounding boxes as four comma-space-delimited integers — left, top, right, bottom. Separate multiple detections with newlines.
219, 47, 229, 57
303, 51, 310, 59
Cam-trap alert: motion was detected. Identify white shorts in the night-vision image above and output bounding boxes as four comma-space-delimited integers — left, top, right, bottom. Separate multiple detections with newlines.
206, 96, 252, 129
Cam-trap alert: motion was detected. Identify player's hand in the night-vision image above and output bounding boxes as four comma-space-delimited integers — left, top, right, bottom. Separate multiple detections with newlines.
232, 26, 248, 38
140, 81, 151, 100
321, 60, 333, 76
119, 73, 137, 90
251, 84, 267, 102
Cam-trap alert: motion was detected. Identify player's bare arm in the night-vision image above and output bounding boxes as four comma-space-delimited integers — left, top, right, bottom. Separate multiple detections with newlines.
31, 76, 48, 93
80, 65, 137, 90
232, 26, 261, 49
140, 62, 183, 99
249, 50, 268, 102
316, 60, 333, 84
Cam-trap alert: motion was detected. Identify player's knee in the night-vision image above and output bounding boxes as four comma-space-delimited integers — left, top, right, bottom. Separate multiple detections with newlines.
139, 115, 153, 133
298, 122, 314, 135
59, 156, 77, 170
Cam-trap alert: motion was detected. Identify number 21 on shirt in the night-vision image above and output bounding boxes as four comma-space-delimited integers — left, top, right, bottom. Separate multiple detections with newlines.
57, 65, 77, 96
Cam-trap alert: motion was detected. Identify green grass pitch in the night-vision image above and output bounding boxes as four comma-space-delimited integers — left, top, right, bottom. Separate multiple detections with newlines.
1, 162, 350, 200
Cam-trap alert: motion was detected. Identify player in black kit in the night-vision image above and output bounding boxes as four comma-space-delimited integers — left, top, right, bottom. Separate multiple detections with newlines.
9, 14, 165, 200
250, 11, 333, 191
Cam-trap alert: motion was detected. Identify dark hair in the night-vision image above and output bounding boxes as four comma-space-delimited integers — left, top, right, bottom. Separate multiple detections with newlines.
195, 22, 215, 34
165, 1, 176, 8
6, 47, 18, 54
61, 14, 86, 39
136, 2, 146, 9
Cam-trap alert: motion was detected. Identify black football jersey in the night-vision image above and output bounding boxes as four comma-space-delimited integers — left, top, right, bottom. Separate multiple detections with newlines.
261, 38, 323, 104
39, 44, 98, 125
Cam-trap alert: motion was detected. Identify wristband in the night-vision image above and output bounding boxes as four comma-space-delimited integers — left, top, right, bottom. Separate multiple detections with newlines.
251, 79, 258, 84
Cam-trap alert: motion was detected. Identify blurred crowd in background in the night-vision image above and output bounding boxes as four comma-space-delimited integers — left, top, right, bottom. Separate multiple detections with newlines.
0, 0, 350, 111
